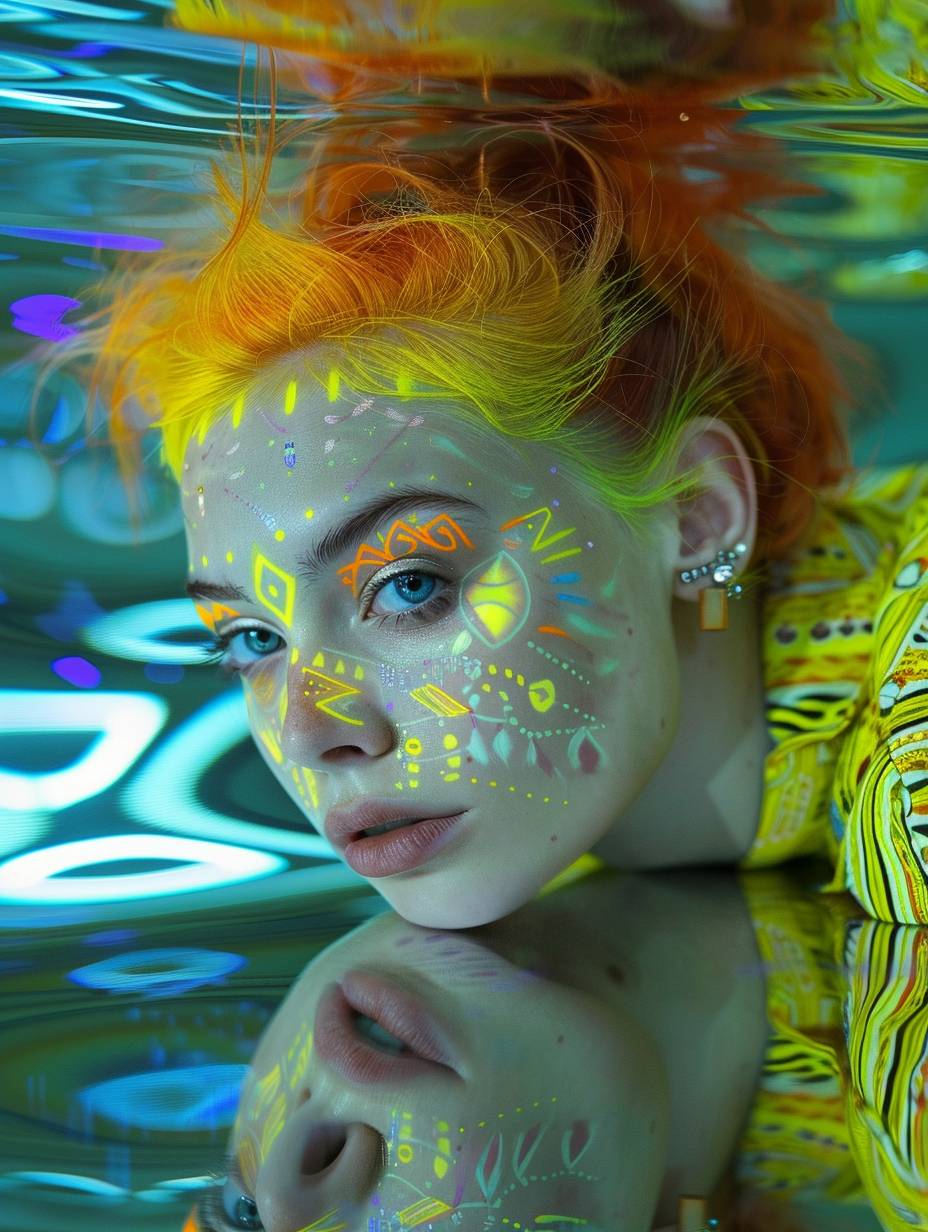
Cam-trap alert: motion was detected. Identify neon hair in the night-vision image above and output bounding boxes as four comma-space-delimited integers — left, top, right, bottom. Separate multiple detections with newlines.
29, 0, 881, 579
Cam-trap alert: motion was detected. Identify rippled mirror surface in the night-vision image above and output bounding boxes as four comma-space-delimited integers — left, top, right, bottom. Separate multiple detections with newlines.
1, 0, 927, 1229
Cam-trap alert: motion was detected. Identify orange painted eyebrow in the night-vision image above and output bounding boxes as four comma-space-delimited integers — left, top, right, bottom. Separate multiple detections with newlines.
300, 488, 482, 584
185, 486, 485, 604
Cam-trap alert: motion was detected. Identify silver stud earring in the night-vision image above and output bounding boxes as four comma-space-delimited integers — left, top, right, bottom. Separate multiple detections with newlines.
679, 541, 747, 632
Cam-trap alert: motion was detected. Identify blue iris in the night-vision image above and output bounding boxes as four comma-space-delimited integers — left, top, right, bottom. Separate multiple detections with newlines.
379, 571, 437, 610
241, 628, 280, 655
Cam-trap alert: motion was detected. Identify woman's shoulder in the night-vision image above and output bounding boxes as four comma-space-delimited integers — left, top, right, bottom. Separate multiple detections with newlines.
820, 459, 928, 561
746, 459, 928, 922
824, 459, 928, 922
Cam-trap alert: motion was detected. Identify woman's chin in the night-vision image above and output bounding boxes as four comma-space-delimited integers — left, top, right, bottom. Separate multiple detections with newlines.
384, 868, 539, 929
385, 893, 506, 930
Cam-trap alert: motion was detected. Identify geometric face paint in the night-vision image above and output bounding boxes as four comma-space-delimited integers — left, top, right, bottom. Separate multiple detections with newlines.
460, 551, 530, 647
337, 512, 475, 594
253, 549, 296, 628
182, 377, 692, 933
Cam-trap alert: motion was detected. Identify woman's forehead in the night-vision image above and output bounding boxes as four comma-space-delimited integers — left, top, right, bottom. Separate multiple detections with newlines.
189, 382, 521, 455
183, 390, 533, 506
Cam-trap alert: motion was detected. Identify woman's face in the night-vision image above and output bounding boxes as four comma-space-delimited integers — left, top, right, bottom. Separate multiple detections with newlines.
187, 903, 666, 1232
182, 365, 679, 927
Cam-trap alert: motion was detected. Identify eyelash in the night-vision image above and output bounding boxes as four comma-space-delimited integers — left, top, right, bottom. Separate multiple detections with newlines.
196, 630, 253, 678
195, 1167, 244, 1232
362, 568, 455, 630
195, 567, 455, 676
194, 1167, 230, 1227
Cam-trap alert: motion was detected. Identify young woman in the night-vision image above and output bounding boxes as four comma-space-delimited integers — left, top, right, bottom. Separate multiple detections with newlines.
183, 859, 924, 1232
36, 0, 928, 927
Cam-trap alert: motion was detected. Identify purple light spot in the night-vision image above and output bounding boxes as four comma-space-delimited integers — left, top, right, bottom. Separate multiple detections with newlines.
62, 256, 106, 271
549, 466, 558, 474
35, 579, 106, 643
83, 928, 139, 948
10, 293, 81, 342
0, 225, 163, 252
552, 499, 560, 507
59, 42, 117, 58
385, 701, 394, 712
52, 656, 101, 688
144, 663, 184, 684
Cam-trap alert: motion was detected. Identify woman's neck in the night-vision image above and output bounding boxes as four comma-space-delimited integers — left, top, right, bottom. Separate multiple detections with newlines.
591, 588, 769, 870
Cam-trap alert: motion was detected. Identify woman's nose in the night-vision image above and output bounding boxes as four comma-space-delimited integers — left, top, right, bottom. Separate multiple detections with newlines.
278, 656, 395, 768
254, 1111, 385, 1231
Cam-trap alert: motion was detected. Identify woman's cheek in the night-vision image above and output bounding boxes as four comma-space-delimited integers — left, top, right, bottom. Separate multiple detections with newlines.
249, 660, 281, 709
404, 647, 606, 798
243, 672, 295, 782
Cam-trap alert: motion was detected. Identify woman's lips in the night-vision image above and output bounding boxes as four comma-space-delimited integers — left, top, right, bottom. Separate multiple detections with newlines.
342, 811, 468, 877
313, 970, 462, 1087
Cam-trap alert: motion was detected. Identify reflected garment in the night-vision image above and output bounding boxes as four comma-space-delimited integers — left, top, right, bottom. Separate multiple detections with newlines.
735, 869, 928, 1232
738, 461, 928, 924
538, 856, 928, 1230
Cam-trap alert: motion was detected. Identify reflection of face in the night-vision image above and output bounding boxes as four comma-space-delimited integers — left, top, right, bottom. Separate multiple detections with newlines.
188, 902, 667, 1232
182, 361, 679, 927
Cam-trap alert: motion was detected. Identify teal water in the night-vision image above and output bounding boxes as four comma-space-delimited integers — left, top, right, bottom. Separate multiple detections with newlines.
0, 1, 926, 1229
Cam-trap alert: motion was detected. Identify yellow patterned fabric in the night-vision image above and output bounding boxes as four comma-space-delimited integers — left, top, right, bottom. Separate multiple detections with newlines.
739, 462, 928, 924
735, 869, 928, 1231
841, 915, 928, 1231
733, 871, 863, 1205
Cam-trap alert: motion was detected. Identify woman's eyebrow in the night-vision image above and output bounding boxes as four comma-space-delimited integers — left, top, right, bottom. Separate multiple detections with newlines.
297, 486, 484, 582
185, 486, 485, 603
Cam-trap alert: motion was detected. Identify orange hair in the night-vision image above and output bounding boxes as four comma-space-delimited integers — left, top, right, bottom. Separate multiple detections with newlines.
28, 0, 883, 572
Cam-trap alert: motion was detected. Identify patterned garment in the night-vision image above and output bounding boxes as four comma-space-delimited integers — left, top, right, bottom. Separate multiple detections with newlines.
738, 462, 928, 924
732, 872, 859, 1206
539, 858, 928, 1227
735, 869, 928, 1231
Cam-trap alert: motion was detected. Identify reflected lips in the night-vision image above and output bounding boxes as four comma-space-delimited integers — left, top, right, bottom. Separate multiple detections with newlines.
313, 969, 461, 1086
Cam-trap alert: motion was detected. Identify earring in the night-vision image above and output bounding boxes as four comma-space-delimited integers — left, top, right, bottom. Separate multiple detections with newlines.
677, 1194, 720, 1231
679, 542, 747, 632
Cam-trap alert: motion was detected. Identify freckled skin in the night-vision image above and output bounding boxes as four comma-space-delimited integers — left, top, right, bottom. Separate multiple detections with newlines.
182, 366, 725, 929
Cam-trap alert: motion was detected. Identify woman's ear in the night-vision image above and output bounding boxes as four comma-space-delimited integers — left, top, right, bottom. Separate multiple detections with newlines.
669, 414, 758, 602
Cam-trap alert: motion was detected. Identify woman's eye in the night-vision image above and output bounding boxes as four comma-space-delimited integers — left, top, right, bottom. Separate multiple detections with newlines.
205, 1179, 262, 1231
227, 628, 283, 663
367, 569, 446, 617
223, 1186, 262, 1230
